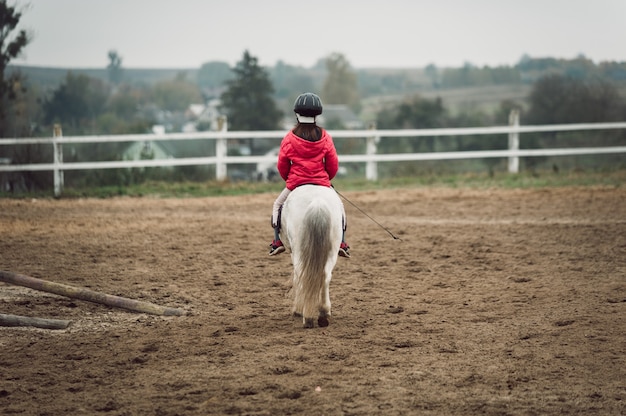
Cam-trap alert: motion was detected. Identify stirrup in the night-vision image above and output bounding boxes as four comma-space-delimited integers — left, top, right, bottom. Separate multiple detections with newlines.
339, 243, 350, 258
269, 241, 285, 256
270, 246, 285, 256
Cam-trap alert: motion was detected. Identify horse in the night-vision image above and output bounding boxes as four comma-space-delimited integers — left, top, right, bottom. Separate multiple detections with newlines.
280, 184, 344, 328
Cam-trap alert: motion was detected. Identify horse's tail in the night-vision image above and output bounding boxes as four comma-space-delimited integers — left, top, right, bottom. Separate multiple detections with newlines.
296, 200, 333, 319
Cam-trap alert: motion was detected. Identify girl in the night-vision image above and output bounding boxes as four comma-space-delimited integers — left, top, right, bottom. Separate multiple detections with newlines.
269, 92, 350, 258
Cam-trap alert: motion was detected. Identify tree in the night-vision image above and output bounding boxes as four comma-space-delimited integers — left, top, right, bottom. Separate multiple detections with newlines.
424, 63, 440, 88
376, 95, 446, 153
376, 95, 446, 130
270, 60, 315, 100
0, 0, 30, 136
197, 61, 233, 92
107, 50, 123, 85
527, 74, 624, 124
107, 84, 147, 121
97, 83, 153, 134
322, 53, 359, 109
1, 77, 41, 137
525, 74, 626, 170
220, 50, 282, 131
152, 72, 203, 112
43, 72, 108, 134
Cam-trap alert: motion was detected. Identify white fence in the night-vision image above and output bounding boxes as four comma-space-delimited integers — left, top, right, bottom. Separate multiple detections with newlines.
1, 114, 626, 197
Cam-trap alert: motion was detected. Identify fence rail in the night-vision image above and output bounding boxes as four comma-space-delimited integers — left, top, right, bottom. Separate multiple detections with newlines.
1, 114, 626, 196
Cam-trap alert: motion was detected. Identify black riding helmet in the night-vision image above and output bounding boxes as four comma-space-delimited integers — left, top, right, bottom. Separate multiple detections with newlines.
294, 93, 323, 122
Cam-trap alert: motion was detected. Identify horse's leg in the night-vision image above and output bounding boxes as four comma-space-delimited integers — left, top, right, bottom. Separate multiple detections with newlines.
291, 278, 302, 317
301, 291, 317, 329
290, 257, 304, 317
317, 310, 329, 327
302, 304, 316, 328
317, 271, 332, 327
292, 297, 304, 318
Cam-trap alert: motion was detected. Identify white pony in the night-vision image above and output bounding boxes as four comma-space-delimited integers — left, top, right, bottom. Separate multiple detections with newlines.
280, 184, 344, 328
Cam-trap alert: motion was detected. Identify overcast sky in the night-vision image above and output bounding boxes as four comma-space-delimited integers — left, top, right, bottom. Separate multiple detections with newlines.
11, 0, 626, 70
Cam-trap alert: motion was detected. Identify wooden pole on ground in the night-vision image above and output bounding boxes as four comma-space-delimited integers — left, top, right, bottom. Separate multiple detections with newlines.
0, 271, 186, 316
0, 313, 71, 330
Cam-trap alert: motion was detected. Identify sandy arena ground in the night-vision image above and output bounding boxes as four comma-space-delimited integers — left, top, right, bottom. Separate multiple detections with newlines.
0, 186, 625, 415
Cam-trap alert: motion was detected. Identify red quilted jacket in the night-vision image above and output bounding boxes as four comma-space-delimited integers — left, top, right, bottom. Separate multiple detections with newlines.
276, 129, 339, 190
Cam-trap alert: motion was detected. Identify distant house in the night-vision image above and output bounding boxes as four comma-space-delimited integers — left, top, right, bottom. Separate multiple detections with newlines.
121, 139, 175, 164
184, 99, 223, 132
120, 124, 215, 166
185, 104, 206, 120
120, 99, 225, 163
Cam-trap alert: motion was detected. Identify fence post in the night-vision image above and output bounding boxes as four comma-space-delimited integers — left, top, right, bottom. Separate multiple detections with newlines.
508, 109, 520, 174
52, 124, 64, 197
365, 122, 379, 181
215, 116, 228, 180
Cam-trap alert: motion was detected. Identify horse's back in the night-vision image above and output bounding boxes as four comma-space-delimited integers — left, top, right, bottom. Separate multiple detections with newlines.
288, 185, 341, 211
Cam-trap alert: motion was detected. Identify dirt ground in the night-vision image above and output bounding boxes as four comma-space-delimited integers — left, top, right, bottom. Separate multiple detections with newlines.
0, 186, 625, 415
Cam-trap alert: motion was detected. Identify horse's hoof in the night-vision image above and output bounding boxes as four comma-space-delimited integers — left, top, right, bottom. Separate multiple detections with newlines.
292, 311, 302, 318
303, 318, 315, 328
318, 316, 329, 327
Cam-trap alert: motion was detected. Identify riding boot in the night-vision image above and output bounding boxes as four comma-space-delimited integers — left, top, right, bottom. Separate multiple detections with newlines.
269, 223, 285, 256
339, 230, 350, 258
